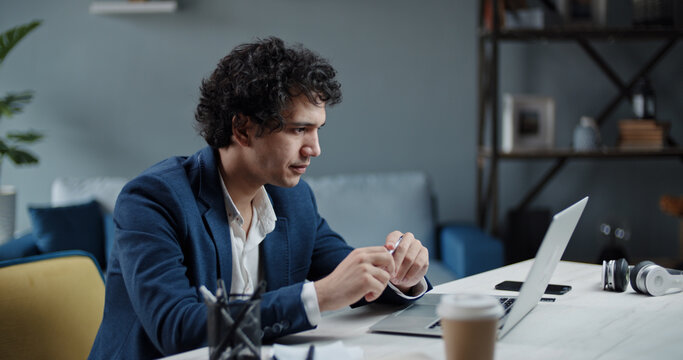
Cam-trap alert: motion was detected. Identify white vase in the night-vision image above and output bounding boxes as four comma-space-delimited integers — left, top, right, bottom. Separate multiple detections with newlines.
0, 185, 16, 245
573, 116, 601, 152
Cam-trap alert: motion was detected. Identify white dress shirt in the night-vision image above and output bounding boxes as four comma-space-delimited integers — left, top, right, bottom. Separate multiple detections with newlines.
219, 173, 321, 325
218, 171, 427, 326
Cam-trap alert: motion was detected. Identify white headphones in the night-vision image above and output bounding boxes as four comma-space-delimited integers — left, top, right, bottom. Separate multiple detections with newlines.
602, 258, 683, 296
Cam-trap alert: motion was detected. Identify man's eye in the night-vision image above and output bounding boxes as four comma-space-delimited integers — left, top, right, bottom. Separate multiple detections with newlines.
294, 128, 306, 133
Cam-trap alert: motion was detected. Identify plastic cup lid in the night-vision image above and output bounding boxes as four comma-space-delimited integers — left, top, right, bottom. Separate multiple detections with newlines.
436, 294, 503, 320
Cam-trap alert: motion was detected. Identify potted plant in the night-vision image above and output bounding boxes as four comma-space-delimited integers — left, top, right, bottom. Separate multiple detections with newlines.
0, 20, 44, 244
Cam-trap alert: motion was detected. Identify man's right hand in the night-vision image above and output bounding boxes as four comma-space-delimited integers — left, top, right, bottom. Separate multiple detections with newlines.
314, 247, 395, 312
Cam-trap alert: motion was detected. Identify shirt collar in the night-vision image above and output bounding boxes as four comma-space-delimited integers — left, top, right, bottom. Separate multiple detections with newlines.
218, 170, 277, 235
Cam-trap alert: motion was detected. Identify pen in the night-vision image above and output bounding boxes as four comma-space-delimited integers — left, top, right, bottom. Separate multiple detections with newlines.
219, 281, 267, 354
305, 345, 314, 360
389, 235, 403, 255
216, 279, 228, 304
199, 285, 217, 304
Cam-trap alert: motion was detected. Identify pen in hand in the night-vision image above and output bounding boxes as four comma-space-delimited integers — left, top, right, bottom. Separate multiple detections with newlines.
388, 235, 403, 255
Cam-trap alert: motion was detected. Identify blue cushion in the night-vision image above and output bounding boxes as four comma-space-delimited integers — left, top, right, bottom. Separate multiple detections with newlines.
440, 224, 504, 279
0, 232, 40, 261
28, 200, 106, 269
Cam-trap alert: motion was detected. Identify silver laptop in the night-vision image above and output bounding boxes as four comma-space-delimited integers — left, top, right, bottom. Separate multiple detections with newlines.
369, 196, 588, 339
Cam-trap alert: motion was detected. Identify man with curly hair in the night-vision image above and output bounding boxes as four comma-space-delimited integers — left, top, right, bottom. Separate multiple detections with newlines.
89, 37, 430, 359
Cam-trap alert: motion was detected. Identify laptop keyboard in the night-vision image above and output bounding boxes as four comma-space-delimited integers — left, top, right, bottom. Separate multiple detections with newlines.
428, 297, 516, 329
499, 297, 515, 315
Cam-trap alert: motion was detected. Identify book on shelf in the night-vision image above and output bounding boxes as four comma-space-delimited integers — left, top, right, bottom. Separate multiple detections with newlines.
619, 141, 665, 150
618, 118, 669, 130
620, 130, 665, 139
483, 0, 532, 30
620, 132, 664, 139
617, 118, 670, 150
619, 143, 665, 150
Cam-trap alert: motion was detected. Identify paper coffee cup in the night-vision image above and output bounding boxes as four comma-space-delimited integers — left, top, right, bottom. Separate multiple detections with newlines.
436, 294, 503, 360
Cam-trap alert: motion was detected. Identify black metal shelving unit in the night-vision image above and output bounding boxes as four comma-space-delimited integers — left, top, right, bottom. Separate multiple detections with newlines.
476, 0, 683, 235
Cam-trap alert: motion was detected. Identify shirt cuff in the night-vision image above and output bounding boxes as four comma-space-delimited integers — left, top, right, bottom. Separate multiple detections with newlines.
388, 277, 428, 299
301, 281, 321, 326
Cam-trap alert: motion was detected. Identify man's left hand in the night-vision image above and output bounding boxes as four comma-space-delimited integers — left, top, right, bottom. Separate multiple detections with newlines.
384, 231, 429, 293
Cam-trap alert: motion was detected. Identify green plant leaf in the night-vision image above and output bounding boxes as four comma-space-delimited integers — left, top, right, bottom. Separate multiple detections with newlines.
0, 20, 42, 66
0, 91, 33, 118
0, 139, 9, 153
6, 148, 39, 165
7, 130, 42, 143
0, 20, 44, 170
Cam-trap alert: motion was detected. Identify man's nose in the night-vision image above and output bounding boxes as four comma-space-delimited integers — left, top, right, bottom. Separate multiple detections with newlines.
302, 133, 321, 158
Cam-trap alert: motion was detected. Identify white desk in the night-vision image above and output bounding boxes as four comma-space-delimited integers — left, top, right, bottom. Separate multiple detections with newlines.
166, 261, 683, 360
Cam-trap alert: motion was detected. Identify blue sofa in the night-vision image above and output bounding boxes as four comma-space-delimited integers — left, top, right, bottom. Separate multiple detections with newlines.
304, 172, 503, 284
0, 173, 503, 283
0, 177, 127, 271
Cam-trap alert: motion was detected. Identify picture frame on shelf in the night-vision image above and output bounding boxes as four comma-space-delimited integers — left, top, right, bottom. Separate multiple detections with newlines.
502, 94, 555, 153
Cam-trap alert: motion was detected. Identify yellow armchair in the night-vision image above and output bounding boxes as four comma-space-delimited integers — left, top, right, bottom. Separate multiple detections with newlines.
0, 251, 105, 360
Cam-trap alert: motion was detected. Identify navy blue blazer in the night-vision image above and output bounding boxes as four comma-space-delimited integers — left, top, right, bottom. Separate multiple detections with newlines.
88, 147, 429, 359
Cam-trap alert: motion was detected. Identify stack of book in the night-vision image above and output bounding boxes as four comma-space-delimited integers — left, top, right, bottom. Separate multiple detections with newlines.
618, 119, 669, 150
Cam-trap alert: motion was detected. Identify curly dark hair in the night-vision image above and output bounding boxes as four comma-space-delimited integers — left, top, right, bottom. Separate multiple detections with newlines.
194, 37, 342, 148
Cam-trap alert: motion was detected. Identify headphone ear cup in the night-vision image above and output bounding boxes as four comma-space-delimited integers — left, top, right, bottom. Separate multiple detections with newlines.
613, 258, 629, 292
641, 265, 675, 296
602, 258, 630, 292
630, 261, 655, 294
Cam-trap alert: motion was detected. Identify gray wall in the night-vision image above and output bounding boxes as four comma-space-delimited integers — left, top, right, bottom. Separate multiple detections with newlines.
1, 0, 681, 264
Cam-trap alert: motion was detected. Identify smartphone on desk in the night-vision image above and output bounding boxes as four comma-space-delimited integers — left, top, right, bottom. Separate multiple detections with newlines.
495, 280, 572, 295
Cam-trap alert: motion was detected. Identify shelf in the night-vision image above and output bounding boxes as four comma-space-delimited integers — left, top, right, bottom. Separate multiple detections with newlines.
89, 1, 177, 15
480, 27, 683, 41
479, 147, 683, 159
474, 0, 683, 238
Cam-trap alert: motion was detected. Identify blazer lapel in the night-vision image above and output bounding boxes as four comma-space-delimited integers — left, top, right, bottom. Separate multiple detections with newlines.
262, 217, 289, 291
195, 147, 232, 283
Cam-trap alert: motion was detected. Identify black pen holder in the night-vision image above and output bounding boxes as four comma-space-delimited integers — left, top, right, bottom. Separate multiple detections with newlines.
207, 298, 262, 360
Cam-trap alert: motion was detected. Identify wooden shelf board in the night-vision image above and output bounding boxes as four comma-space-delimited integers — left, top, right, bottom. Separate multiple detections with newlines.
479, 147, 683, 159
480, 27, 683, 41
89, 1, 177, 14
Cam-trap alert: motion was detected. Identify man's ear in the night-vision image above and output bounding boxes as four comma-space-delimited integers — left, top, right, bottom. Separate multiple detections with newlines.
232, 114, 251, 147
